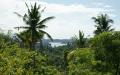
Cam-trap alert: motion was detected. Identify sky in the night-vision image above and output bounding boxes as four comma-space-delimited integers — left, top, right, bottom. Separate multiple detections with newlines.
0, 0, 120, 39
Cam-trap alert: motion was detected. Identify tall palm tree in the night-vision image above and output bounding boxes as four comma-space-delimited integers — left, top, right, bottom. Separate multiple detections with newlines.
15, 3, 54, 50
92, 14, 114, 35
15, 3, 54, 68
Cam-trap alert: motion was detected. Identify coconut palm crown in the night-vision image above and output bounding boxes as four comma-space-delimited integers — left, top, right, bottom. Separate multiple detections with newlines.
15, 3, 54, 50
92, 14, 114, 35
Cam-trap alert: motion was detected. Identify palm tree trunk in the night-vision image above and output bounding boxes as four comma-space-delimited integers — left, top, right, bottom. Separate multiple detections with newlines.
29, 42, 32, 50
32, 42, 36, 68
32, 31, 36, 68
20, 42, 24, 48
39, 39, 43, 52
115, 61, 120, 75
64, 51, 68, 75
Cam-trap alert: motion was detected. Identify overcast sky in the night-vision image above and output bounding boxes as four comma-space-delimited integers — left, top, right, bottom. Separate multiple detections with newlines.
0, 0, 120, 39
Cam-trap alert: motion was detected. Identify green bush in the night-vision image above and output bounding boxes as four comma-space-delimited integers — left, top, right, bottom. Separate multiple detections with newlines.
0, 44, 61, 75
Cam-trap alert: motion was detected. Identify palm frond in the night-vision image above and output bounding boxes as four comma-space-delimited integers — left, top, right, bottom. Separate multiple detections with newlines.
39, 30, 53, 41
38, 16, 55, 25
14, 12, 23, 18
36, 25, 47, 29
25, 2, 30, 13
14, 26, 29, 30
16, 33, 25, 42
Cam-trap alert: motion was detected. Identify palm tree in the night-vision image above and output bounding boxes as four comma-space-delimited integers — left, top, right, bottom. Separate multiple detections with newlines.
15, 3, 54, 50
74, 30, 86, 48
15, 3, 54, 68
64, 51, 69, 75
92, 14, 114, 35
15, 31, 32, 48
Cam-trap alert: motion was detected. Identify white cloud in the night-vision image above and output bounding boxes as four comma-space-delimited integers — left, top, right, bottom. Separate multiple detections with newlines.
32, 1, 113, 14
0, 0, 117, 39
104, 5, 112, 8
92, 2, 112, 9
45, 4, 112, 14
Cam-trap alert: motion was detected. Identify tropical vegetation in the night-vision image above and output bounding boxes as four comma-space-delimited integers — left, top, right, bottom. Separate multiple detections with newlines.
0, 2, 120, 75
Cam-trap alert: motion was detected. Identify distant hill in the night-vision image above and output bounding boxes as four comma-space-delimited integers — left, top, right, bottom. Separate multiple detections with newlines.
42, 39, 73, 44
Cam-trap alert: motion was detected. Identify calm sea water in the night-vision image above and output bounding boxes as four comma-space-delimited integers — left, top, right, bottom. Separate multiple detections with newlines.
49, 42, 66, 47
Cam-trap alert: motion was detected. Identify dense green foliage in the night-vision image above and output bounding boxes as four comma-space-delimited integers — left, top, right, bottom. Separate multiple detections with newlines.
0, 32, 61, 75
92, 32, 120, 75
68, 48, 95, 75
1, 31, 120, 75
0, 45, 61, 75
